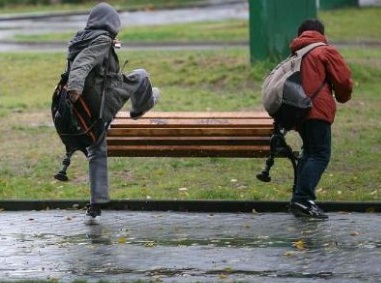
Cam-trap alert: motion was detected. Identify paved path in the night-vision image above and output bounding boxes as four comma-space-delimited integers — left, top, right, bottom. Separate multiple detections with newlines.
0, 210, 380, 282
0, 1, 248, 51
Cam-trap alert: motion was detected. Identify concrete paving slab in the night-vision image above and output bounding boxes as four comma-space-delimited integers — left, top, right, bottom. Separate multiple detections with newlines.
0, 210, 380, 282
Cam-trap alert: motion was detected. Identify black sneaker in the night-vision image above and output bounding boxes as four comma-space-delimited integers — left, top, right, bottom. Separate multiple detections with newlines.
84, 204, 102, 225
290, 200, 328, 219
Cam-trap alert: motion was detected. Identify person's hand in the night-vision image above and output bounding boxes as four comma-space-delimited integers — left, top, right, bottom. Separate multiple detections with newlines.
68, 90, 81, 103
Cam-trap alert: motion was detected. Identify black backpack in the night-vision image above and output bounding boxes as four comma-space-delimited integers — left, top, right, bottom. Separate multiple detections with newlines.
51, 68, 107, 182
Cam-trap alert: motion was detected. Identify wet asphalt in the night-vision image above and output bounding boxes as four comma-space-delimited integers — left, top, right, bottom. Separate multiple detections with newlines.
0, 209, 380, 282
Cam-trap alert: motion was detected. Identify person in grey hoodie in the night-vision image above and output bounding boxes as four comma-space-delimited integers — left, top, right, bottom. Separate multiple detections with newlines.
66, 2, 159, 223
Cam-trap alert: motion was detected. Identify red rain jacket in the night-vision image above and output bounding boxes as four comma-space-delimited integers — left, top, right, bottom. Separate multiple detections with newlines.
290, 31, 353, 124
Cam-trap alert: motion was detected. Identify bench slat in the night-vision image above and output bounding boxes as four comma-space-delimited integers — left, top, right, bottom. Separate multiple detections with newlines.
107, 136, 271, 146
114, 111, 271, 119
107, 127, 274, 137
110, 118, 273, 128
107, 145, 271, 158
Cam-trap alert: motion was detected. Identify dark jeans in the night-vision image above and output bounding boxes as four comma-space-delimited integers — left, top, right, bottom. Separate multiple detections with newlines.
291, 120, 331, 203
87, 131, 109, 205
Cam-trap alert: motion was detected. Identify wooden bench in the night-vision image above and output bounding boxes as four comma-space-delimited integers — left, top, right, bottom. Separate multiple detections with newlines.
55, 111, 298, 186
107, 111, 274, 158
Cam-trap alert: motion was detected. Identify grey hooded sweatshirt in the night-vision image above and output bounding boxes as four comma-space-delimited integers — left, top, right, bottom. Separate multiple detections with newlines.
67, 2, 155, 124
66, 2, 121, 121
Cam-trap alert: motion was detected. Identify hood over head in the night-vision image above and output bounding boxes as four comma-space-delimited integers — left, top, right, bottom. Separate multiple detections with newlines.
67, 2, 121, 60
86, 2, 121, 37
290, 30, 328, 54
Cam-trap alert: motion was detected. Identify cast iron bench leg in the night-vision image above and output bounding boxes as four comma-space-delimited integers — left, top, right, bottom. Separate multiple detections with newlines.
256, 124, 298, 193
54, 151, 73, 182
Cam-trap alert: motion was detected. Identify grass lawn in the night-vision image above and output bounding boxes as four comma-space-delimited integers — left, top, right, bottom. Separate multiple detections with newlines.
0, 46, 380, 202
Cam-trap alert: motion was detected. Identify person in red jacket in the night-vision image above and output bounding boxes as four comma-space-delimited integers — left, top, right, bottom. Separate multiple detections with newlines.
289, 19, 353, 219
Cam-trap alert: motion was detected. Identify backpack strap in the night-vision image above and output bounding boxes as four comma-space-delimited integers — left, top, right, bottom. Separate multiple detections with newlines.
98, 46, 112, 119
310, 78, 327, 101
296, 42, 326, 57
66, 43, 113, 120
298, 42, 328, 101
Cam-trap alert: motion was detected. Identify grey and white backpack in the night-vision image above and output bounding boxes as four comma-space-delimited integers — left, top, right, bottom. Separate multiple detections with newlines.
262, 42, 326, 130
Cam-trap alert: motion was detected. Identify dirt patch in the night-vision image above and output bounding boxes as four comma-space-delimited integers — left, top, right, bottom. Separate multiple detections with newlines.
5, 110, 52, 127
348, 57, 381, 68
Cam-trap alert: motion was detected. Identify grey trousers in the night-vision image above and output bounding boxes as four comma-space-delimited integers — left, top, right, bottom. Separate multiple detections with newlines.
87, 132, 109, 205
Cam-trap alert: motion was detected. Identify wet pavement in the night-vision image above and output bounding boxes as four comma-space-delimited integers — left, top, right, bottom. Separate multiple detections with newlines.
0, 210, 380, 282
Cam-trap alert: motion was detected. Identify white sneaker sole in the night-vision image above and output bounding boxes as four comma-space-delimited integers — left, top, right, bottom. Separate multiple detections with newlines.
84, 215, 100, 225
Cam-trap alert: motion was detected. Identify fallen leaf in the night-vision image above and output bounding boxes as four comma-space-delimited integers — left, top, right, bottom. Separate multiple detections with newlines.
145, 242, 156, 247
118, 237, 127, 244
293, 240, 305, 250
218, 274, 229, 279
284, 251, 299, 256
